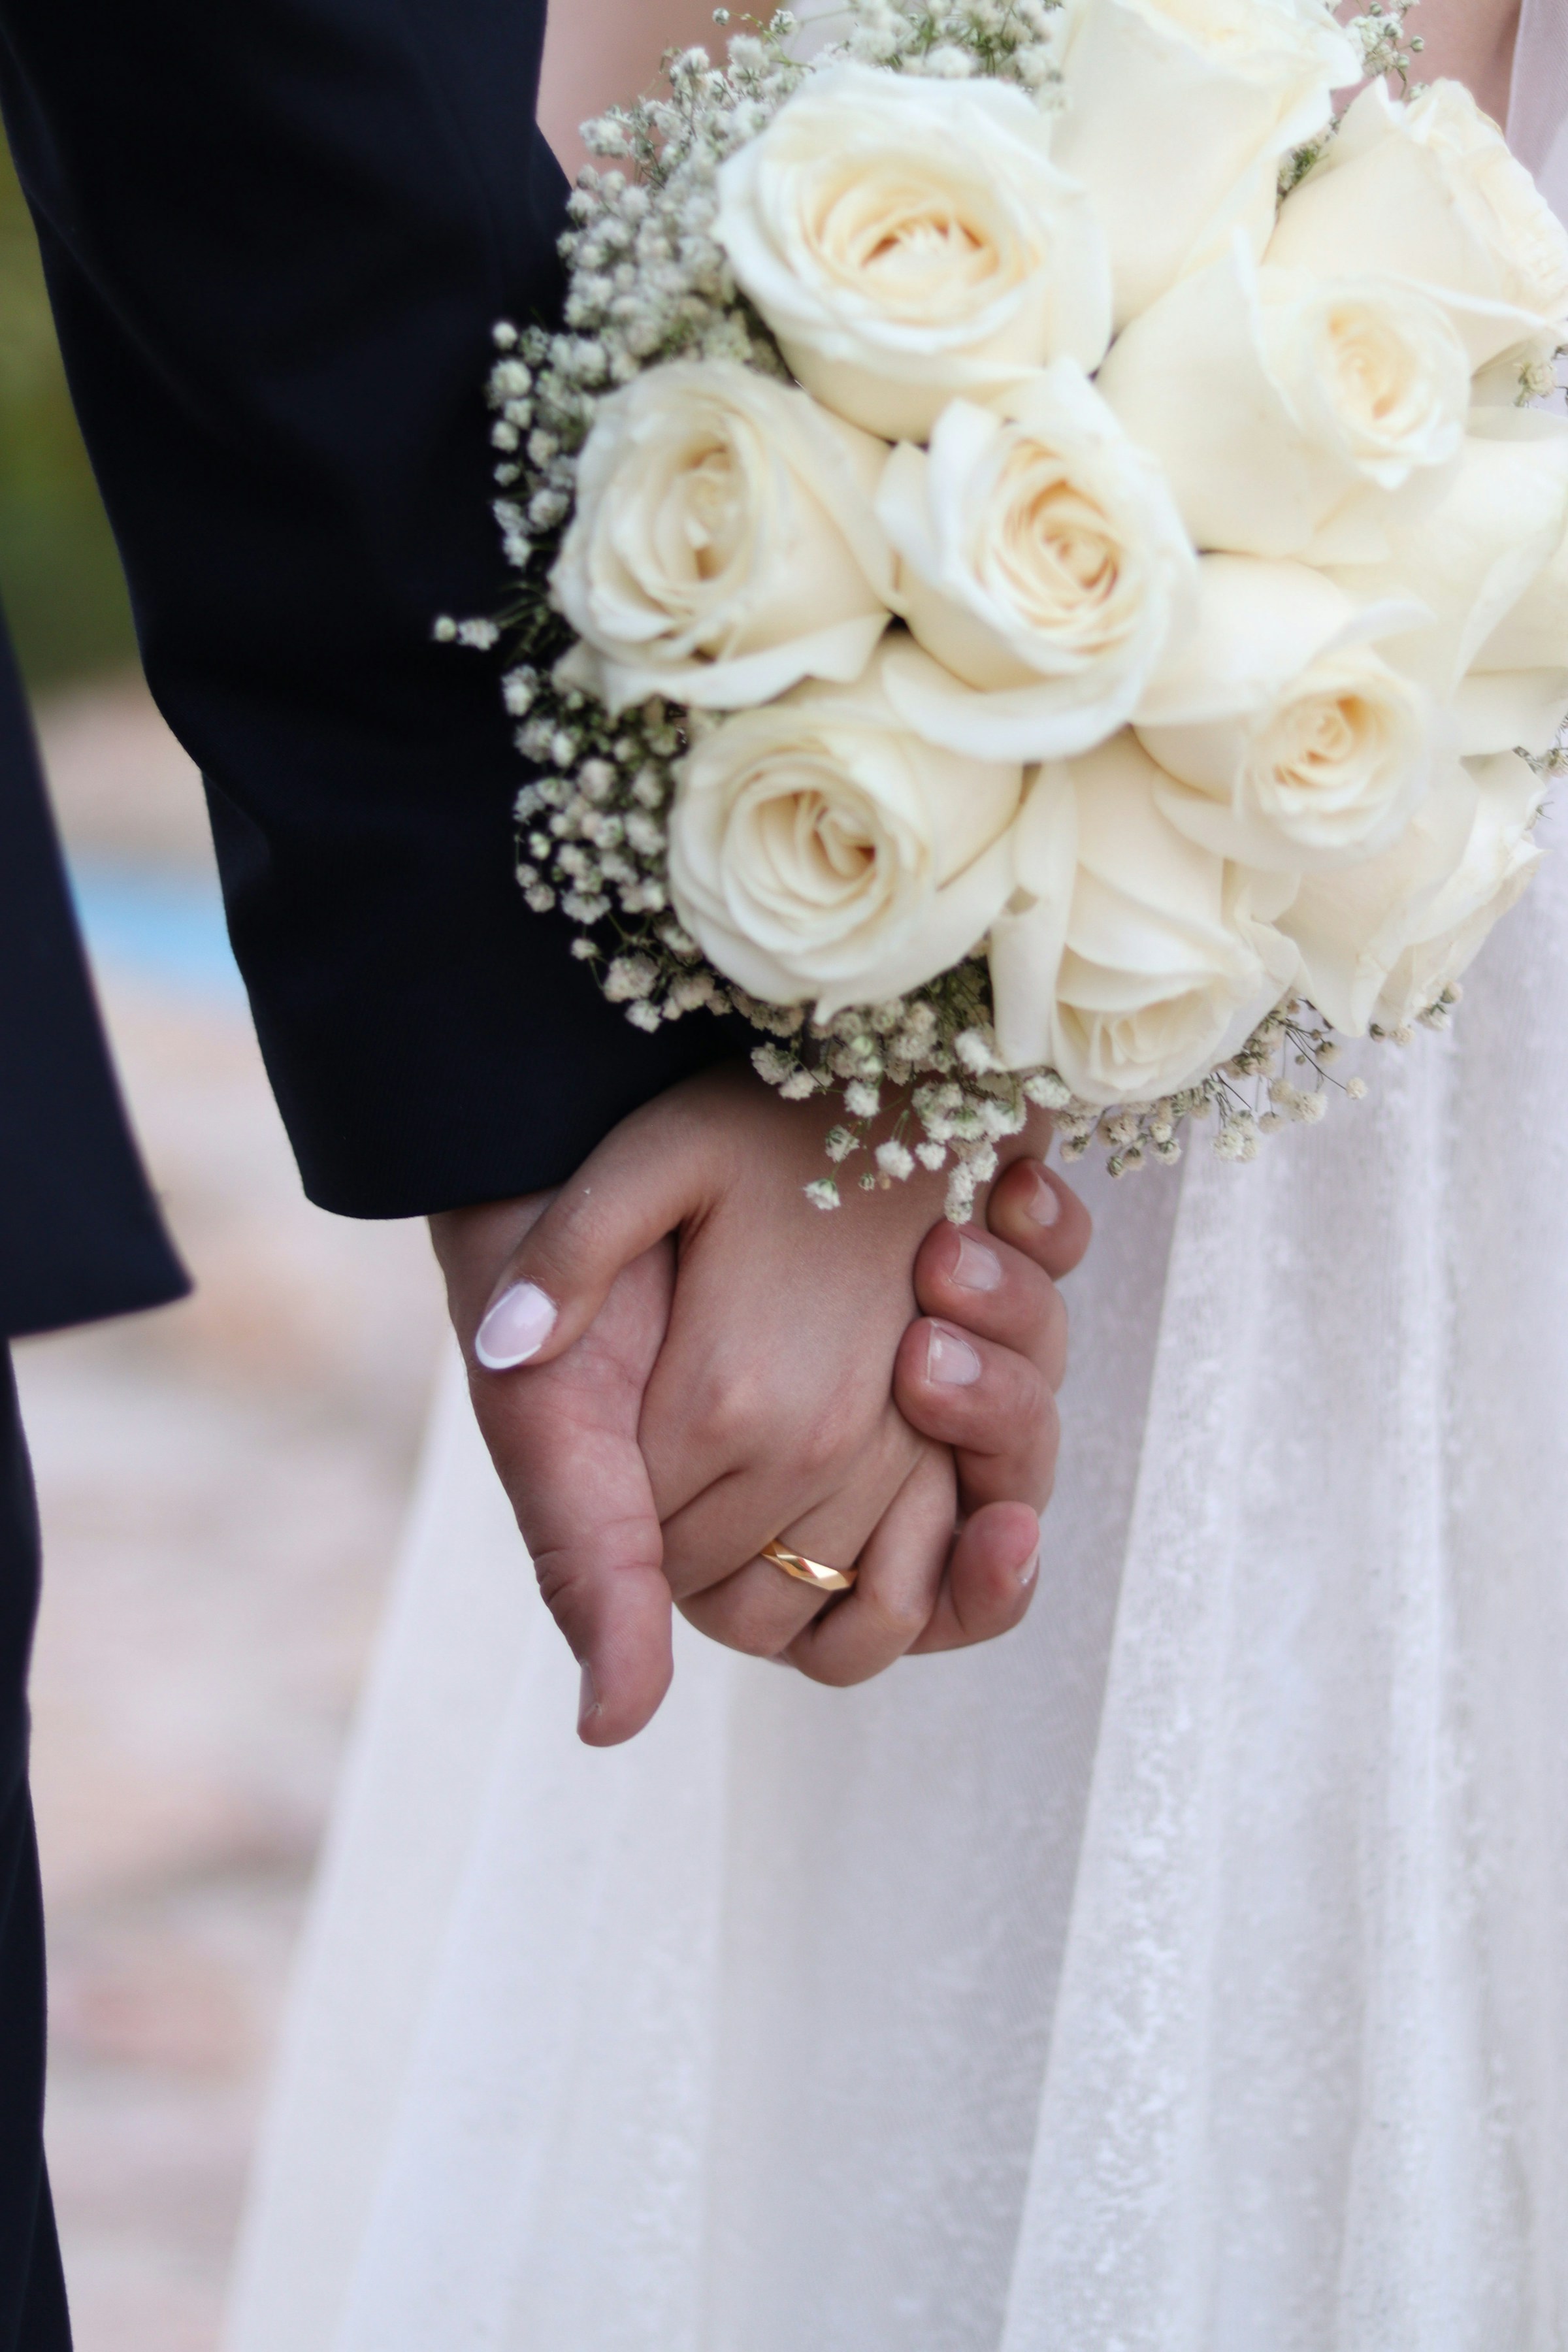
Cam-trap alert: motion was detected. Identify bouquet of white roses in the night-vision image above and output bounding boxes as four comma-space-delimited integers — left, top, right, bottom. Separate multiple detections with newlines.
449, 0, 1568, 1213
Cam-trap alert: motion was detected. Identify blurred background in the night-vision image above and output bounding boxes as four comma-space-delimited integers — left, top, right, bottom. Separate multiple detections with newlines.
2, 131, 446, 2349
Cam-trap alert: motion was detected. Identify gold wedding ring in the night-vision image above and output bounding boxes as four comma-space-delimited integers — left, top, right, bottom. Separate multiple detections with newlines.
760, 1539, 858, 1595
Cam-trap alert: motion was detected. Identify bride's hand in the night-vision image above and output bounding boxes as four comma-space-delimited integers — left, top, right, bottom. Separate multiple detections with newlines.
431, 1063, 1089, 1746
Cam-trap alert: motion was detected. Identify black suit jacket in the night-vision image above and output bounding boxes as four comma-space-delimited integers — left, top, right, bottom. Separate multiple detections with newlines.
0, 626, 188, 1338
0, 0, 736, 1340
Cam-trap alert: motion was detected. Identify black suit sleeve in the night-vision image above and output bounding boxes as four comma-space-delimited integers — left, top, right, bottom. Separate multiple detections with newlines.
0, 0, 740, 1220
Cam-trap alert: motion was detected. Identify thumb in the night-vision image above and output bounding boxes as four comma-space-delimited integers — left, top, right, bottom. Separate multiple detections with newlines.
468, 1239, 678, 1744
471, 1098, 717, 1375
520, 1439, 674, 1747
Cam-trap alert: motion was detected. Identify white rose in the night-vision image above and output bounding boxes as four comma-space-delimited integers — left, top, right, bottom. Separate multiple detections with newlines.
1135, 555, 1433, 870
551, 362, 892, 713
988, 730, 1301, 1098
1268, 80, 1568, 370
712, 65, 1111, 442
873, 365, 1197, 761
1320, 412, 1568, 751
1052, 0, 1356, 331
667, 643, 1024, 1013
1283, 751, 1544, 1034
1460, 477, 1568, 759
1095, 237, 1470, 561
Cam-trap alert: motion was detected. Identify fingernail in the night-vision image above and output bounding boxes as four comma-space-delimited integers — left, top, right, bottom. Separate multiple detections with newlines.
951, 1233, 1003, 1293
475, 1280, 557, 1369
1025, 1169, 1062, 1228
578, 1662, 601, 1729
926, 1324, 983, 1387
1018, 1543, 1041, 1591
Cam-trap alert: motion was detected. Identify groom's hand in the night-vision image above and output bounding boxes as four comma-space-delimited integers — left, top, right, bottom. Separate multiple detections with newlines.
431, 1064, 1090, 1745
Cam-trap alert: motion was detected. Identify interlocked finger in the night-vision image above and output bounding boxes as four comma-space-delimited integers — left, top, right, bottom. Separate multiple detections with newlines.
894, 1320, 1060, 1514
657, 1408, 921, 1605
783, 1446, 960, 1688
911, 1223, 1070, 1388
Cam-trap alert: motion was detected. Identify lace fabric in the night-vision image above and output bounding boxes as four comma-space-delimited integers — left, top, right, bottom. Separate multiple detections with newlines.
225, 22, 1568, 2346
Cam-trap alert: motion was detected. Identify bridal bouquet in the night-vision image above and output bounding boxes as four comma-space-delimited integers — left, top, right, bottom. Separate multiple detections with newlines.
455, 0, 1568, 1211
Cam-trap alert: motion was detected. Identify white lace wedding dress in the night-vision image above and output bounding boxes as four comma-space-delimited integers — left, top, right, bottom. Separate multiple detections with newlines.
225, 22, 1568, 2349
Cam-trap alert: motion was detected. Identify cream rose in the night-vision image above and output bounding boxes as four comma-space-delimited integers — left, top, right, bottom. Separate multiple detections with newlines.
988, 731, 1301, 1097
1135, 555, 1433, 870
873, 365, 1196, 761
551, 362, 892, 713
1320, 412, 1568, 750
1267, 80, 1568, 370
1052, 0, 1356, 331
1283, 751, 1544, 1034
1096, 237, 1470, 561
712, 65, 1111, 442
666, 644, 1024, 1013
1458, 476, 1568, 758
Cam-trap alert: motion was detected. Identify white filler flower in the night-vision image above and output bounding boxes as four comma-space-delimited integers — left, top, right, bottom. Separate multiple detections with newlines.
1269, 79, 1568, 369
1284, 750, 1545, 1034
1135, 556, 1434, 871
1053, 0, 1357, 331
713, 63, 1111, 442
551, 361, 892, 712
667, 643, 1024, 1013
875, 363, 1197, 760
989, 731, 1301, 1097
1096, 237, 1471, 561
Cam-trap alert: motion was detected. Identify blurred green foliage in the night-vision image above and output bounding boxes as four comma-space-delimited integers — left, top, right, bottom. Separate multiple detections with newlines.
1, 129, 137, 691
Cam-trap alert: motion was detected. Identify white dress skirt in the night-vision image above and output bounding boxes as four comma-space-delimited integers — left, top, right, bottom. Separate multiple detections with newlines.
225, 22, 1568, 2349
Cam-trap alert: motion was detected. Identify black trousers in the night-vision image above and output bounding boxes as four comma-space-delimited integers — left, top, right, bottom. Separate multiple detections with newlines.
0, 1352, 70, 2350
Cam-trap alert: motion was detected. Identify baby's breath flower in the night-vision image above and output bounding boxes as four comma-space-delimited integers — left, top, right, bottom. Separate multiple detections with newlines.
604, 955, 659, 1001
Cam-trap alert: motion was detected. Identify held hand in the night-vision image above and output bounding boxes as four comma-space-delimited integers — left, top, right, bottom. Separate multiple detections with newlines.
432, 1064, 1090, 1744
433, 1191, 680, 1738
630, 1074, 1085, 1684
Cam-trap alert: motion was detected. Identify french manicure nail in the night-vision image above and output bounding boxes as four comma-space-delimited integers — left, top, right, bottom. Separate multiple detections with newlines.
1025, 1169, 1062, 1228
927, 1324, 983, 1387
578, 1661, 601, 1729
475, 1280, 557, 1369
951, 1233, 1003, 1293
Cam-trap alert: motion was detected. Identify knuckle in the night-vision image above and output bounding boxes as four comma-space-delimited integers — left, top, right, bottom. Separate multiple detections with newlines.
702, 1371, 860, 1484
722, 1615, 798, 1661
864, 1582, 933, 1646
530, 1180, 617, 1283
682, 1590, 804, 1659
531, 1513, 662, 1617
791, 1392, 858, 1484
791, 1644, 878, 1690
996, 1349, 1049, 1428
681, 1361, 773, 1460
